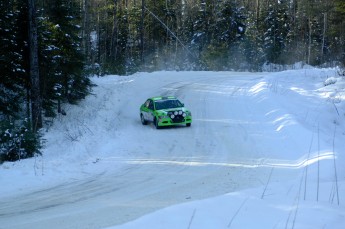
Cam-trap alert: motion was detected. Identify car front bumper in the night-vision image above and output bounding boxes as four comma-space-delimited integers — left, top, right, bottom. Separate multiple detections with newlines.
158, 116, 192, 127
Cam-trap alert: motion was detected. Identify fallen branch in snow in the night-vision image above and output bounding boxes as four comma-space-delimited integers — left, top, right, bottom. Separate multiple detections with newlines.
292, 173, 304, 229
304, 133, 314, 200
34, 154, 38, 176
330, 124, 340, 205
261, 167, 274, 199
227, 198, 248, 228
332, 101, 339, 116
285, 173, 304, 229
64, 119, 94, 142
317, 123, 320, 202
65, 131, 80, 142
187, 209, 196, 229
34, 154, 44, 176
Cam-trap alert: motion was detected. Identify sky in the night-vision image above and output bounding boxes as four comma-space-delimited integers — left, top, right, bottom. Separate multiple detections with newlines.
0, 66, 344, 229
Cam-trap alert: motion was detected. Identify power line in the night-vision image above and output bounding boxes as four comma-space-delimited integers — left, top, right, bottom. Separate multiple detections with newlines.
144, 6, 195, 58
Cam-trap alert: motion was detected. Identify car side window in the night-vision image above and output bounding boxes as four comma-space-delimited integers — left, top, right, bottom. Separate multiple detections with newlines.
148, 100, 154, 110
144, 100, 150, 108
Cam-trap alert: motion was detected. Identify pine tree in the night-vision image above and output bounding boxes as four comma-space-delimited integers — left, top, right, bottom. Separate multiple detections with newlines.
242, 12, 264, 71
0, 2, 26, 118
0, 1, 41, 162
261, 0, 290, 65
330, 0, 345, 66
197, 0, 247, 70
40, 0, 91, 111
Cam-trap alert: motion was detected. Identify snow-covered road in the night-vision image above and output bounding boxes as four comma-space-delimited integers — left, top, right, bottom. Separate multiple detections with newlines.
1, 69, 344, 229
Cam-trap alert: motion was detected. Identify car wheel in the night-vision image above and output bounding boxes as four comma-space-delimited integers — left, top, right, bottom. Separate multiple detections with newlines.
154, 117, 161, 129
140, 114, 147, 125
186, 123, 191, 127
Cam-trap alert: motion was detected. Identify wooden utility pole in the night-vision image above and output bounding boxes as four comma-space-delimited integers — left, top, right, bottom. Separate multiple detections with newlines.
28, 0, 42, 132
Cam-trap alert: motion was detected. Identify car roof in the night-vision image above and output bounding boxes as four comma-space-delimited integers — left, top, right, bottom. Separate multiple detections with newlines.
150, 96, 177, 101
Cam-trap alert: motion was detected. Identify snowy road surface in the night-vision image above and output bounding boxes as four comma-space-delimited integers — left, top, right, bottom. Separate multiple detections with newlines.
1, 70, 344, 228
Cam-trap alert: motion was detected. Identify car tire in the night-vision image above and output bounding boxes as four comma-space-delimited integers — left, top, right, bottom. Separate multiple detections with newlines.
154, 117, 161, 129
140, 114, 147, 125
186, 123, 191, 127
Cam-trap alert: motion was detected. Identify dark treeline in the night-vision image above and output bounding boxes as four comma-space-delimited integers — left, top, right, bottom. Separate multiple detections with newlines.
1, 0, 92, 162
82, 0, 345, 74
0, 0, 344, 162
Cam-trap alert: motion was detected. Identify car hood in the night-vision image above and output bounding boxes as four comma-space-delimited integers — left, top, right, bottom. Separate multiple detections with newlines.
156, 107, 189, 115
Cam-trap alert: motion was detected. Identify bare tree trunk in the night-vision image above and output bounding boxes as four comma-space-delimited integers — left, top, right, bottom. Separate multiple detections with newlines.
140, 0, 145, 64
321, 12, 327, 63
110, 0, 118, 59
28, 0, 42, 132
97, 2, 101, 75
308, 16, 312, 65
256, 0, 260, 27
82, 0, 91, 65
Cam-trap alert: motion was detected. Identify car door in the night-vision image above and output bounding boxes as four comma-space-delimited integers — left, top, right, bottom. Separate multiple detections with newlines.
147, 100, 155, 121
142, 99, 154, 121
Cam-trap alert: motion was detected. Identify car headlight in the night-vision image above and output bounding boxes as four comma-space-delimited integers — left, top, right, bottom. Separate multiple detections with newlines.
170, 114, 175, 119
182, 113, 186, 117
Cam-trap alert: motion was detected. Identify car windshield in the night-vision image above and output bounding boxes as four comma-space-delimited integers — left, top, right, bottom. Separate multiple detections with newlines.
154, 99, 183, 110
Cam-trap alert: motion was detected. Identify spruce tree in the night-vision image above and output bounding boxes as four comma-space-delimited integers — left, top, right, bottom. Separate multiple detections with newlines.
0, 1, 41, 162
0, 2, 25, 118
261, 0, 290, 65
41, 0, 91, 111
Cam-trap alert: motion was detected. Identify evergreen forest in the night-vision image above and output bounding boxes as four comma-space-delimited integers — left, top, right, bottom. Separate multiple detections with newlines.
1, 0, 345, 162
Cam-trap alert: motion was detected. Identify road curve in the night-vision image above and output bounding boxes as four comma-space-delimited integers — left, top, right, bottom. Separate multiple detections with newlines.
0, 72, 283, 229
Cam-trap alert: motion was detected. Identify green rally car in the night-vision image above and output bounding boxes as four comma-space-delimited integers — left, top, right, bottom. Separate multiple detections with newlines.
140, 96, 192, 129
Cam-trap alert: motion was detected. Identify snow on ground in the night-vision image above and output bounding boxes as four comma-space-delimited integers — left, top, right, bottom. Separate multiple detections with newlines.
0, 68, 345, 229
